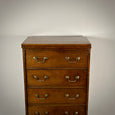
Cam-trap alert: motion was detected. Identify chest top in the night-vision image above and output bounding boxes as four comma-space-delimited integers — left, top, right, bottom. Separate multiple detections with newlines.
21, 36, 91, 49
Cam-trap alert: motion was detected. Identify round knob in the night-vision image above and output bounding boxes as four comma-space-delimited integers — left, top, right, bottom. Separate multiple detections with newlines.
34, 76, 39, 80
44, 111, 48, 115
65, 76, 70, 79
77, 57, 80, 61
65, 111, 69, 115
33, 56, 37, 60
44, 94, 48, 98
44, 76, 48, 79
35, 94, 39, 98
75, 94, 79, 98
75, 76, 80, 80
65, 57, 70, 60
35, 111, 39, 115
44, 57, 48, 60
65, 94, 70, 98
74, 111, 79, 115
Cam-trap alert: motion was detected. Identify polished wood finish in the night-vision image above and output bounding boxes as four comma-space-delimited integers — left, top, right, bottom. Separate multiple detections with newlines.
86, 49, 91, 115
26, 49, 88, 68
28, 88, 86, 104
22, 36, 91, 115
22, 36, 91, 49
22, 49, 28, 115
27, 70, 87, 87
28, 104, 86, 115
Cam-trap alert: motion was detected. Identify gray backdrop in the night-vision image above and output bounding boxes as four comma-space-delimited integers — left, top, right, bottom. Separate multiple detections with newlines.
0, 0, 115, 115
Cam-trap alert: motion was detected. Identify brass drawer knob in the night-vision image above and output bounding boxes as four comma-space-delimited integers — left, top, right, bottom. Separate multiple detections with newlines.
65, 94, 70, 98
65, 75, 80, 82
35, 94, 49, 100
35, 94, 39, 98
33, 56, 48, 63
34, 76, 39, 80
65, 111, 69, 115
65, 57, 80, 63
75, 94, 80, 98
75, 76, 80, 80
65, 94, 80, 100
35, 111, 39, 115
44, 94, 49, 98
74, 111, 79, 115
33, 75, 48, 82
44, 111, 48, 115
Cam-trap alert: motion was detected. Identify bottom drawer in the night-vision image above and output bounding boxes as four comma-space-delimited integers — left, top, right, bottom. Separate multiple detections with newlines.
28, 104, 86, 115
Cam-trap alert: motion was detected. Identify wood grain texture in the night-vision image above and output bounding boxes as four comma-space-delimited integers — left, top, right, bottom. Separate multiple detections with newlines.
28, 88, 86, 104
28, 104, 86, 115
26, 49, 88, 68
22, 36, 91, 115
21, 36, 91, 49
27, 70, 87, 87
22, 49, 28, 115
86, 49, 91, 115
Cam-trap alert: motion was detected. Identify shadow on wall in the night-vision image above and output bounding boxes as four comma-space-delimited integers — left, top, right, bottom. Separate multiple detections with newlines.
88, 37, 115, 115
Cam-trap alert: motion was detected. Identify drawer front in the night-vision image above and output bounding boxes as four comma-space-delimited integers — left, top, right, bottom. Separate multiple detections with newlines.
26, 49, 88, 68
28, 105, 85, 115
27, 70, 87, 87
28, 89, 86, 104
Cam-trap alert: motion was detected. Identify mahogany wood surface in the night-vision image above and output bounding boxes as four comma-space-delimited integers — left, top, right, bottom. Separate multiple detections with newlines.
22, 36, 91, 49
86, 49, 91, 115
28, 104, 86, 115
22, 49, 28, 115
27, 70, 87, 87
28, 88, 86, 104
26, 49, 88, 68
22, 36, 91, 115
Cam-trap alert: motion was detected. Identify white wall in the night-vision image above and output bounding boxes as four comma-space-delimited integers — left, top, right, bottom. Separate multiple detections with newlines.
0, 0, 115, 115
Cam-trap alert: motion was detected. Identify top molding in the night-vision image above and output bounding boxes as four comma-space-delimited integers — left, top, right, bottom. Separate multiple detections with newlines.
21, 36, 91, 49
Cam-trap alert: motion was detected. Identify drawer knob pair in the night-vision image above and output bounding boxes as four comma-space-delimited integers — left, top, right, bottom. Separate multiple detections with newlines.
65, 76, 80, 82
65, 94, 80, 100
34, 75, 48, 82
35, 94, 49, 100
33, 56, 48, 63
65, 57, 80, 63
65, 111, 79, 115
35, 111, 48, 115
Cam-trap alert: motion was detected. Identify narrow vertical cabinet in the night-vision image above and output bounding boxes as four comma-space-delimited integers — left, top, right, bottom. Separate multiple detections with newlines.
21, 36, 91, 115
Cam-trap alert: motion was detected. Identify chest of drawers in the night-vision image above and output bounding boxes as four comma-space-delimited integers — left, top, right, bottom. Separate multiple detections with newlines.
22, 36, 91, 115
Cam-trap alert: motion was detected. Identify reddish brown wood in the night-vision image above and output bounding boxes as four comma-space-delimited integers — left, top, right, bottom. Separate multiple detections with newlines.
22, 49, 28, 115
27, 70, 87, 87
28, 104, 86, 115
28, 88, 86, 104
21, 36, 91, 49
22, 36, 91, 115
26, 49, 88, 68
86, 49, 91, 115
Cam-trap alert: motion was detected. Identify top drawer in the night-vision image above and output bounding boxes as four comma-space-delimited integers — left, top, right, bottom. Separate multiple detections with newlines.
26, 49, 88, 68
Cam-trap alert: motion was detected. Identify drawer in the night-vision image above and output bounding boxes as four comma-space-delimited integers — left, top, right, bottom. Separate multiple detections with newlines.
26, 49, 88, 68
28, 88, 86, 104
27, 70, 87, 87
28, 104, 86, 115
